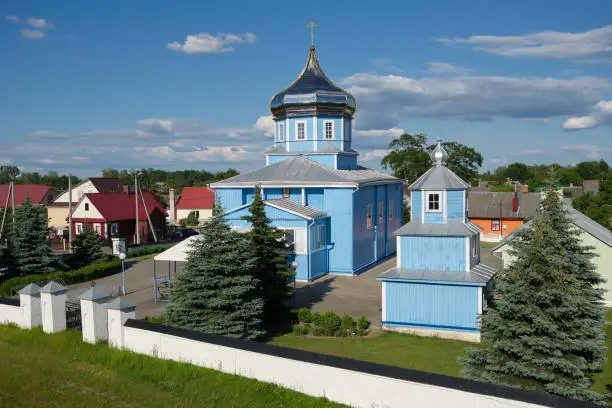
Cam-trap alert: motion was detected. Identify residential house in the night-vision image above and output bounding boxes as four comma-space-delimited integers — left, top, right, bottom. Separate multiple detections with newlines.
174, 187, 215, 225
468, 191, 541, 242
47, 178, 124, 230
70, 192, 167, 245
0, 184, 58, 208
492, 204, 612, 306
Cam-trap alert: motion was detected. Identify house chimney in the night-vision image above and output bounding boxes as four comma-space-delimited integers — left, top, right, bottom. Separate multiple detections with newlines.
512, 192, 519, 212
169, 189, 176, 225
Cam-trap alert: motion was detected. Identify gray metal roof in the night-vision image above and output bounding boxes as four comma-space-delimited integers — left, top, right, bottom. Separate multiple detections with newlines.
265, 198, 329, 220
266, 144, 359, 155
18, 283, 41, 296
212, 156, 400, 188
408, 166, 469, 191
104, 297, 136, 311
394, 220, 481, 236
79, 286, 111, 302
468, 192, 541, 219
40, 281, 68, 294
377, 263, 497, 284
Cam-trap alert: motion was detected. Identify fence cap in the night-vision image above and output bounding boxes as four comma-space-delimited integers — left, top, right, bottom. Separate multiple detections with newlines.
40, 281, 68, 295
79, 286, 111, 302
18, 283, 41, 296
104, 297, 136, 311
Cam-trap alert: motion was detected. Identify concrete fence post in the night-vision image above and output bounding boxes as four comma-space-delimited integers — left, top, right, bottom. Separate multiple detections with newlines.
40, 281, 68, 334
105, 297, 136, 349
18, 283, 42, 329
79, 286, 111, 344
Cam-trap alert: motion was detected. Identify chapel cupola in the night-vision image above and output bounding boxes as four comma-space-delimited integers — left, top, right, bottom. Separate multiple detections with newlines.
431, 141, 449, 167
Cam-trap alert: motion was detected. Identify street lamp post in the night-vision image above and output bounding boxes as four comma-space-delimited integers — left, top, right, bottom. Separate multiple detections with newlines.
119, 252, 127, 296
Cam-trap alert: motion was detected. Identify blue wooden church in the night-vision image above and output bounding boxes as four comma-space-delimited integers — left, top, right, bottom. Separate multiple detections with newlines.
377, 142, 496, 342
212, 45, 404, 281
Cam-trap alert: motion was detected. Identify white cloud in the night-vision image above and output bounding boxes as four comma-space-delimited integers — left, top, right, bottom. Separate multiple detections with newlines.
21, 29, 45, 39
521, 149, 544, 155
353, 127, 405, 138
563, 100, 612, 130
136, 119, 175, 134
559, 144, 609, 160
340, 73, 610, 129
25, 17, 54, 30
361, 149, 391, 161
254, 115, 274, 137
427, 62, 470, 74
439, 25, 612, 62
371, 58, 405, 74
139, 145, 252, 163
5, 15, 19, 22
167, 32, 256, 54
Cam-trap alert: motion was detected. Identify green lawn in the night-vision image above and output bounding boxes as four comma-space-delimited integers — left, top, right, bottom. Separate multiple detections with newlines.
0, 325, 341, 408
480, 241, 499, 249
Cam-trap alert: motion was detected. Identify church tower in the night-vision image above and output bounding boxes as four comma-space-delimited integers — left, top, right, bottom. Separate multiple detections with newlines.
266, 45, 359, 170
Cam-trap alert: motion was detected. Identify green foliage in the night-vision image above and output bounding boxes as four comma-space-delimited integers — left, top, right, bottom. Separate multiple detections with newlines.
297, 308, 313, 324
127, 243, 175, 258
70, 227, 105, 268
11, 197, 55, 275
320, 312, 342, 334
292, 324, 310, 336
356, 316, 370, 331
489, 184, 515, 192
0, 258, 122, 297
186, 211, 199, 226
0, 166, 19, 184
166, 205, 265, 340
241, 186, 295, 334
381, 133, 483, 184
341, 314, 355, 330
461, 191, 607, 404
311, 312, 324, 327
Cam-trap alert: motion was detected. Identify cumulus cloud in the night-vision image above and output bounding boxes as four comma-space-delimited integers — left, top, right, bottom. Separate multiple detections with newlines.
254, 115, 274, 137
563, 100, 612, 130
361, 149, 391, 162
340, 73, 610, 129
167, 32, 256, 54
5, 15, 19, 22
353, 127, 405, 138
438, 25, 612, 62
25, 17, 54, 30
21, 29, 45, 39
427, 62, 470, 74
559, 144, 609, 160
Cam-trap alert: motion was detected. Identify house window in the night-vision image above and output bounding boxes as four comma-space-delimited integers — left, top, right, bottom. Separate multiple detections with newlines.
296, 122, 306, 140
388, 200, 393, 221
93, 223, 101, 235
367, 204, 373, 229
278, 123, 285, 142
426, 192, 441, 212
84, 203, 89, 211
282, 188, 290, 198
75, 223, 83, 235
313, 225, 326, 250
378, 200, 383, 225
324, 121, 334, 139
491, 219, 501, 232
190, 210, 200, 219
282, 229, 295, 252
110, 223, 119, 236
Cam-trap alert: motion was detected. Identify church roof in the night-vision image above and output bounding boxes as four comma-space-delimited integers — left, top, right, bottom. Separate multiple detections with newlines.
269, 46, 356, 118
211, 156, 400, 188
395, 220, 481, 236
408, 142, 470, 191
265, 198, 328, 220
377, 264, 497, 285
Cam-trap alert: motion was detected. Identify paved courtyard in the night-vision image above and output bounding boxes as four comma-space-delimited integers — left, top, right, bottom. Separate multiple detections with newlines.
67, 247, 502, 323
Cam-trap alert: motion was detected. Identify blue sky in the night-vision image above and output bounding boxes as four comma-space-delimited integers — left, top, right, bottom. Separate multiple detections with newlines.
1, 0, 611, 177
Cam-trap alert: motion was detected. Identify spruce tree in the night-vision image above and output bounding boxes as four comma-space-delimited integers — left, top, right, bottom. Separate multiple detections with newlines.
11, 197, 55, 275
72, 227, 106, 267
241, 186, 295, 333
461, 191, 606, 404
166, 204, 265, 340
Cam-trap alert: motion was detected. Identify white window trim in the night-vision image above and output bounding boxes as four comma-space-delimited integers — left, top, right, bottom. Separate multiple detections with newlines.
426, 191, 442, 213
278, 227, 307, 254
323, 120, 334, 139
295, 120, 307, 140
75, 222, 83, 235
93, 223, 101, 235
278, 123, 285, 142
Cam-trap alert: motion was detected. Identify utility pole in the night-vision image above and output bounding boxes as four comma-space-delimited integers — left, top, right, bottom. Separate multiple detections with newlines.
135, 173, 140, 245
10, 182, 15, 236
68, 175, 73, 253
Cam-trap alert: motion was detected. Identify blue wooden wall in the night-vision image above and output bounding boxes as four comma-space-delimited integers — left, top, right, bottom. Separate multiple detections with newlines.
399, 236, 466, 271
225, 204, 308, 228
306, 188, 324, 209
411, 191, 422, 222
323, 188, 354, 274
423, 208, 444, 224
384, 281, 479, 331
336, 154, 357, 170
447, 190, 464, 222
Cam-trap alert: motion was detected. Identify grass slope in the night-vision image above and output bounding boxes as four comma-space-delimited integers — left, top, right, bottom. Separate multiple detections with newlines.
0, 325, 341, 408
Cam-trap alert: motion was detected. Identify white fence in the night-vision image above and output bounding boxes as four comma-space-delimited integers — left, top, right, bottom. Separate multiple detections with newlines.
0, 283, 593, 408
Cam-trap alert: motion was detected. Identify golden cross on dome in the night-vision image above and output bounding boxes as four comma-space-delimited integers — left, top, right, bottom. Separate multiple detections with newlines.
306, 21, 318, 47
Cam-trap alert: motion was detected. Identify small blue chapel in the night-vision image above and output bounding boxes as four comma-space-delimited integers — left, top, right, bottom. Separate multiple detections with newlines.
212, 45, 403, 281
377, 142, 497, 343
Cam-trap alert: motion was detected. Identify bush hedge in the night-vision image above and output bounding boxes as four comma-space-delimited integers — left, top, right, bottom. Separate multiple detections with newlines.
294, 309, 370, 337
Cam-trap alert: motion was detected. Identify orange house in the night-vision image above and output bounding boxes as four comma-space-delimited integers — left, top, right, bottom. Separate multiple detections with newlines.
468, 191, 541, 242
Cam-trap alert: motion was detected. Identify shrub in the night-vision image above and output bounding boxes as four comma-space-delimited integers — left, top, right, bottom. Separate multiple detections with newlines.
297, 308, 312, 324
311, 312, 324, 327
320, 311, 342, 335
311, 326, 327, 336
178, 218, 187, 227
127, 243, 174, 258
357, 316, 370, 331
292, 324, 309, 336
341, 313, 355, 330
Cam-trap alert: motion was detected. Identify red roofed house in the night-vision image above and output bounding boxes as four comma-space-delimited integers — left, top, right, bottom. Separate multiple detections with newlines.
0, 184, 58, 208
70, 192, 167, 245
174, 187, 215, 225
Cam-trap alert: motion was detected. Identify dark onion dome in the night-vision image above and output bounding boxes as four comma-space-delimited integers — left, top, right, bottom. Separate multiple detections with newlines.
270, 46, 356, 118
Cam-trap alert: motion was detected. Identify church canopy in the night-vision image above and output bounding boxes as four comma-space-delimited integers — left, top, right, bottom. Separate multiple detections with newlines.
153, 235, 203, 262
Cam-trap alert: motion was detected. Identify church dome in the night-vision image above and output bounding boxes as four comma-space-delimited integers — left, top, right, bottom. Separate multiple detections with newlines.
270, 46, 356, 118
431, 141, 449, 167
